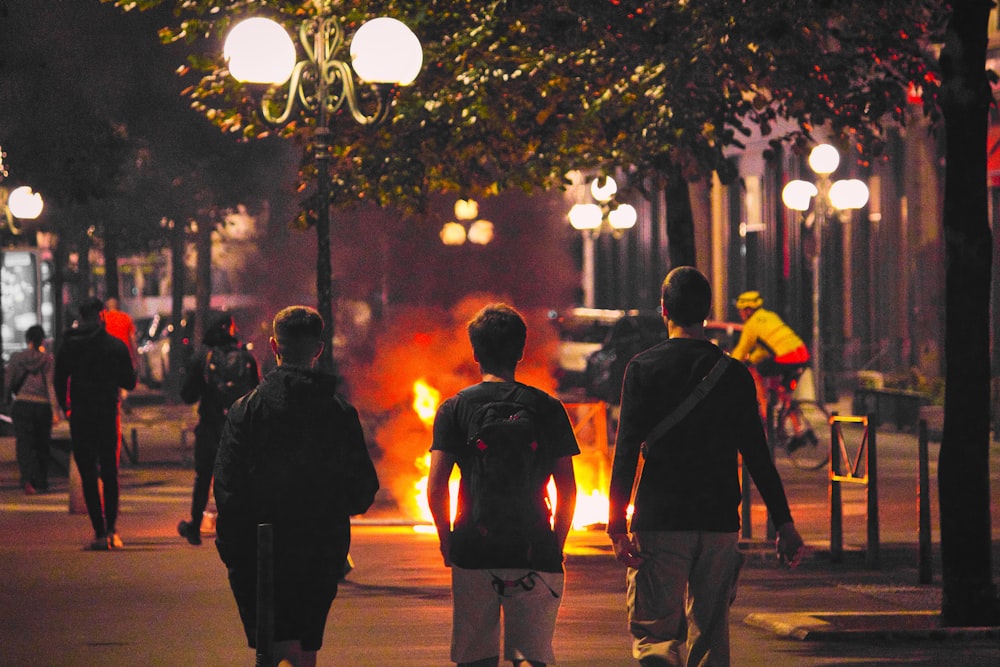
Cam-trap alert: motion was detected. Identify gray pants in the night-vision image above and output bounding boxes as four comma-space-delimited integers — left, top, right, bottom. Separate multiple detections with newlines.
626, 531, 739, 667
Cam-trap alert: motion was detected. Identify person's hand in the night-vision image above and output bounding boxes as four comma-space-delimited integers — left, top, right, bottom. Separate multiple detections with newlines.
610, 533, 645, 568
775, 522, 805, 568
437, 530, 453, 568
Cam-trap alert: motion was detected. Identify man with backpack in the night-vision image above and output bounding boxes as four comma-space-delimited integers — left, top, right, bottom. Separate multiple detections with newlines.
428, 303, 579, 667
177, 312, 259, 546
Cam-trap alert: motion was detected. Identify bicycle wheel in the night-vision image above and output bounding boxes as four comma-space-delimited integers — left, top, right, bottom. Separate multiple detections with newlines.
784, 400, 831, 470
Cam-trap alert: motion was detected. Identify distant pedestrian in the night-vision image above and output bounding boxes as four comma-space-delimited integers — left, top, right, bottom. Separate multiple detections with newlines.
102, 297, 138, 367
177, 312, 259, 546
55, 297, 137, 551
428, 303, 579, 667
608, 267, 804, 666
5, 325, 61, 494
214, 305, 379, 667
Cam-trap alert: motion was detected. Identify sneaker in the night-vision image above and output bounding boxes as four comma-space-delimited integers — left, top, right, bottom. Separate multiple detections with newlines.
177, 520, 202, 546
88, 535, 111, 551
110, 533, 124, 549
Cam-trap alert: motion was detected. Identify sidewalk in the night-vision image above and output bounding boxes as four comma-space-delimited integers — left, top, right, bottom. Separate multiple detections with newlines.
1, 387, 999, 666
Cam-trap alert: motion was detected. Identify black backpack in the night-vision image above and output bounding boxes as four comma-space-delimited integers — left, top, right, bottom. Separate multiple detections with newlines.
204, 347, 256, 415
461, 387, 551, 545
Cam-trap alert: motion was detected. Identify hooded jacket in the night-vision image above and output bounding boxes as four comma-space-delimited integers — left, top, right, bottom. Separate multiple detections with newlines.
5, 346, 58, 409
54, 322, 136, 416
214, 365, 379, 570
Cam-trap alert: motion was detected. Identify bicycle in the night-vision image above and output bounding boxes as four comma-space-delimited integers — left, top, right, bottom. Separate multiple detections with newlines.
759, 367, 831, 470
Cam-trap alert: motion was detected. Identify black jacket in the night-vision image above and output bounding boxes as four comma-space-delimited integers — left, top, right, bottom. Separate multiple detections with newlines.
214, 365, 379, 571
54, 323, 136, 417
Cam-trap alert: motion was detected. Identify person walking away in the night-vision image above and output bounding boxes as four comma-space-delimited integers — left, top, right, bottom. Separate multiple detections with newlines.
55, 297, 137, 551
428, 303, 579, 667
5, 325, 61, 494
103, 298, 138, 412
608, 268, 804, 667
214, 306, 379, 667
730, 290, 811, 420
177, 312, 259, 546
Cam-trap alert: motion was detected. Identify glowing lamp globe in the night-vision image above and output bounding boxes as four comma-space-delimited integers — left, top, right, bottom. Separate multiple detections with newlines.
350, 17, 423, 85
224, 18, 297, 85
8, 186, 44, 219
781, 180, 818, 212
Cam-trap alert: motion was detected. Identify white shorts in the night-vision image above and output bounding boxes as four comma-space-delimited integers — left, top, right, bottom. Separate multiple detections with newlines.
451, 566, 564, 664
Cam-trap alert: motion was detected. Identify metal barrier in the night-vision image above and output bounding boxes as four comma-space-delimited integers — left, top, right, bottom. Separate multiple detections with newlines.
829, 414, 880, 568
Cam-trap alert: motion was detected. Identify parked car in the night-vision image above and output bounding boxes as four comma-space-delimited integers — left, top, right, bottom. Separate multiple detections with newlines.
549, 308, 628, 395
584, 314, 743, 404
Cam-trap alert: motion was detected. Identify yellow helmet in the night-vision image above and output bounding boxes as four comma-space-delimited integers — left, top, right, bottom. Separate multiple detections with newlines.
735, 291, 763, 310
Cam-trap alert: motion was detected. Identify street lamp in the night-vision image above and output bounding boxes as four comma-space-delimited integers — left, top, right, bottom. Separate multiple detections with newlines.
439, 199, 494, 246
568, 175, 637, 309
224, 7, 422, 372
782, 143, 869, 404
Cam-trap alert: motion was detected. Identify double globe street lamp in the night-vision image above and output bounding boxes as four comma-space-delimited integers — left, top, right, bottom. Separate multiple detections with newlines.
224, 7, 422, 371
782, 143, 869, 403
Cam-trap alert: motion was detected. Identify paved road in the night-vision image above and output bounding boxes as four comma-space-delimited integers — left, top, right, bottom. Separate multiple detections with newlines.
1, 394, 999, 666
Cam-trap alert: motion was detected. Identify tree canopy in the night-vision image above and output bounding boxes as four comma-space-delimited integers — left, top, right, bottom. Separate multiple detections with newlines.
105, 0, 945, 216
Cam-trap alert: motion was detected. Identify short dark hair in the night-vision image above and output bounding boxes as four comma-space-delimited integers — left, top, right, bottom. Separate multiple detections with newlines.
79, 297, 105, 322
25, 325, 45, 346
467, 303, 527, 374
272, 305, 324, 363
661, 266, 711, 326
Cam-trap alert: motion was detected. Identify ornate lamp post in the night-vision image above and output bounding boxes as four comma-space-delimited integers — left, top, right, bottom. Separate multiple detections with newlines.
782, 144, 869, 403
224, 7, 422, 371
568, 175, 637, 309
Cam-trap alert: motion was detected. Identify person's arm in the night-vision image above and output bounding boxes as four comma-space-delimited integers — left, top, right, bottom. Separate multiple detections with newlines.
180, 351, 206, 405
117, 340, 137, 391
53, 351, 69, 414
607, 359, 649, 568
427, 449, 456, 567
43, 355, 61, 423
730, 316, 758, 362
550, 455, 577, 553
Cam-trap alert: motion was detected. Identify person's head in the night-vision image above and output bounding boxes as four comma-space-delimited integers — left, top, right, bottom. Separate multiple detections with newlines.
270, 305, 324, 367
78, 297, 105, 324
735, 290, 764, 322
661, 266, 712, 327
467, 303, 527, 376
25, 325, 45, 348
105, 297, 119, 311
204, 312, 238, 346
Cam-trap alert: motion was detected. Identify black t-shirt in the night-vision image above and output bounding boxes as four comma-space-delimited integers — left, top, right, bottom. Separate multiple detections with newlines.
431, 381, 580, 571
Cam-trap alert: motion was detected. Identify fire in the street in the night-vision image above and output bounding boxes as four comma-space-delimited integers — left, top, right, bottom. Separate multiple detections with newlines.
409, 378, 613, 532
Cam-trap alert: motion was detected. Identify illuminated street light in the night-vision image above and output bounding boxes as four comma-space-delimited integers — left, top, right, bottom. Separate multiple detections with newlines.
225, 7, 422, 372
567, 174, 637, 309
781, 143, 869, 403
440, 199, 494, 246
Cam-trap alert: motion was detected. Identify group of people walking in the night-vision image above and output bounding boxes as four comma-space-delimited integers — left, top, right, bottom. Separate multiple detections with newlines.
5, 267, 807, 667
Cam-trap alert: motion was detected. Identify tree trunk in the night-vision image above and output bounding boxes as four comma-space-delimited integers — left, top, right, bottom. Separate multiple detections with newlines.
194, 213, 213, 349
165, 218, 187, 401
665, 161, 697, 269
103, 231, 120, 302
938, 0, 998, 627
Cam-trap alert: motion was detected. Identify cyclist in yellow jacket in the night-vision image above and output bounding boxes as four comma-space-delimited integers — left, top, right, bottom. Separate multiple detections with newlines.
731, 291, 810, 378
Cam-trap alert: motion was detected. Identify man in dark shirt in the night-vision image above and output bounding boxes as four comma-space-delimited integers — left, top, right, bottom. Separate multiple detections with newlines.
55, 297, 137, 551
607, 267, 804, 667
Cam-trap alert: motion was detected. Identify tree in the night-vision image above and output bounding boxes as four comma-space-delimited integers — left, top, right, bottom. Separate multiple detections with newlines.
937, 0, 999, 627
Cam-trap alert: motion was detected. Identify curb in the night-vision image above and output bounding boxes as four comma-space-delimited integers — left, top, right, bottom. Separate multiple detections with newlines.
744, 610, 1000, 641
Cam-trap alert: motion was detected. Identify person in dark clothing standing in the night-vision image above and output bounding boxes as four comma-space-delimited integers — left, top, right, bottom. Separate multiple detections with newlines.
177, 313, 259, 546
214, 305, 379, 667
5, 325, 62, 494
55, 297, 137, 551
607, 267, 804, 667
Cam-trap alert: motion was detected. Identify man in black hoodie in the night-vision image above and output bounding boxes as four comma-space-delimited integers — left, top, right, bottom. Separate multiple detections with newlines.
214, 305, 378, 666
177, 312, 259, 546
55, 297, 137, 551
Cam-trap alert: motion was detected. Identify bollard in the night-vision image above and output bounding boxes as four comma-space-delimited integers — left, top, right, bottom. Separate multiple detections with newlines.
829, 412, 843, 563
256, 523, 274, 667
865, 417, 880, 569
917, 419, 933, 584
